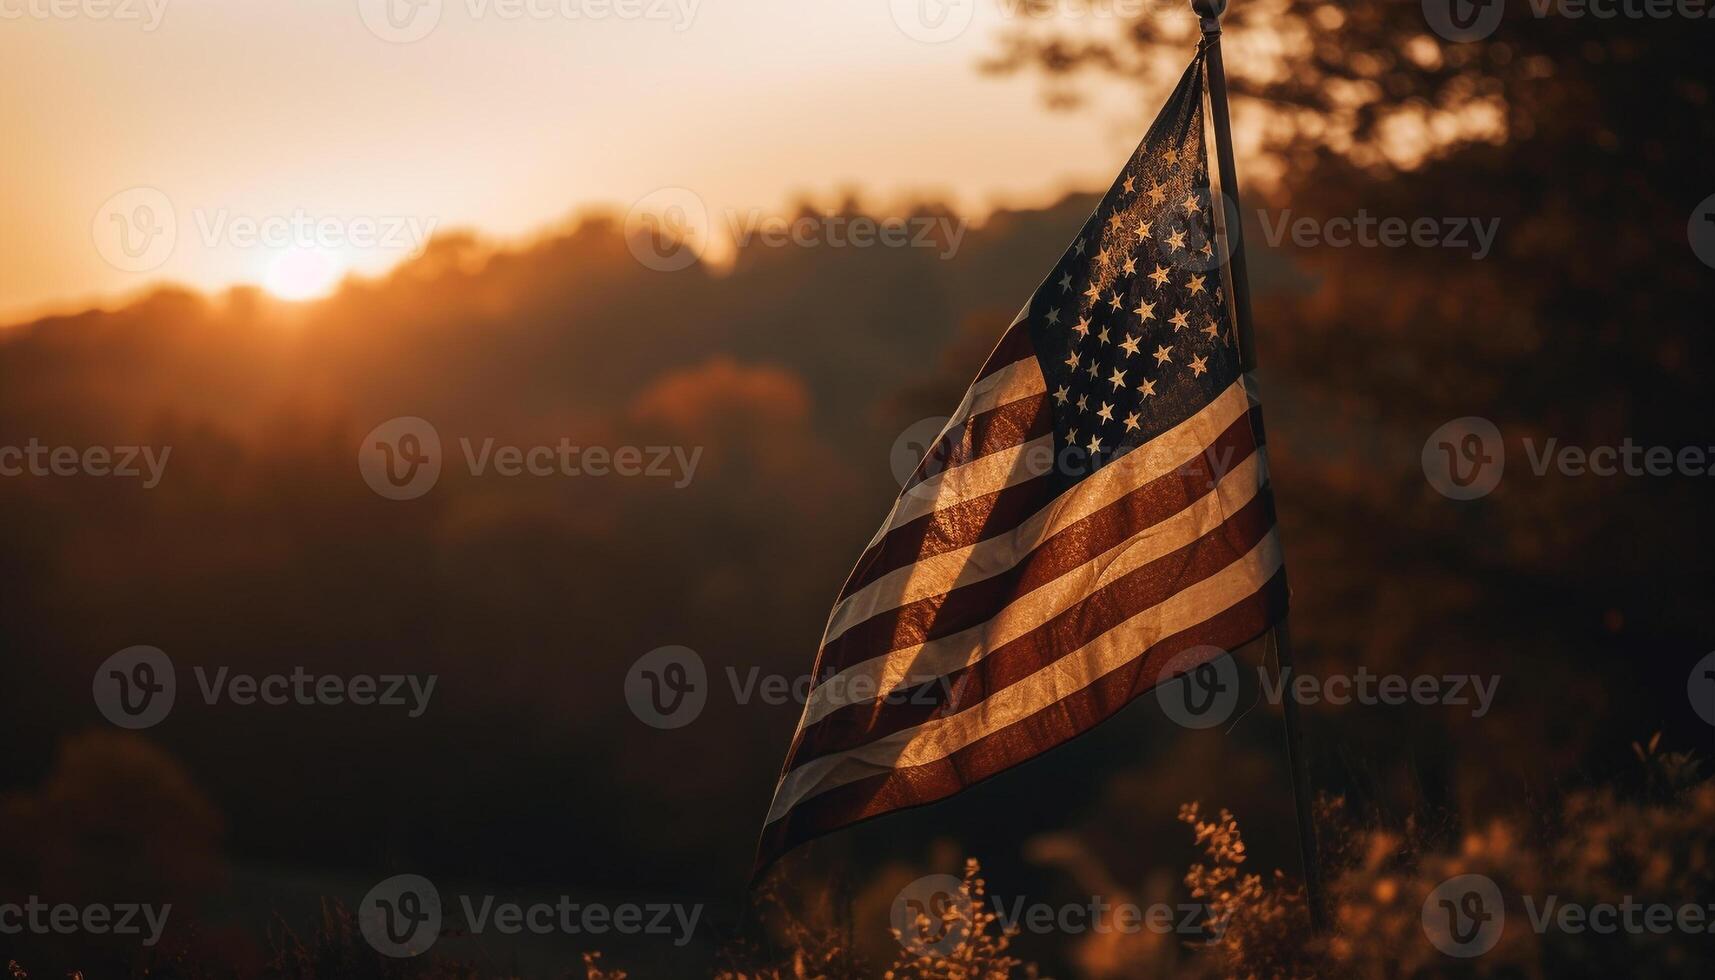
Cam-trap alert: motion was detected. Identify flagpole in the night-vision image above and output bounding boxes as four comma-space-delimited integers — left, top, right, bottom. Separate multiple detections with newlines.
1192, 0, 1328, 934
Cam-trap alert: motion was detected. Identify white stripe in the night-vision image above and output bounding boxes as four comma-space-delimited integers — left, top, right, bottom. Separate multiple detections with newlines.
831, 378, 1253, 643
879, 435, 1054, 540
946, 356, 1046, 438
804, 447, 1268, 728
767, 530, 1283, 824
863, 358, 1047, 549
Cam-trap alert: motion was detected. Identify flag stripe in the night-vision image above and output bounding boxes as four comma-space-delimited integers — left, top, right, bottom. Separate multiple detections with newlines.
803, 431, 1267, 728
882, 434, 1055, 538
764, 553, 1289, 830
766, 529, 1285, 823
821, 419, 1265, 696
758, 567, 1288, 859
829, 378, 1255, 636
902, 394, 1054, 494
794, 488, 1278, 759
839, 474, 1062, 607
761, 582, 1285, 860
860, 358, 1047, 549
970, 342, 1045, 399
974, 319, 1039, 382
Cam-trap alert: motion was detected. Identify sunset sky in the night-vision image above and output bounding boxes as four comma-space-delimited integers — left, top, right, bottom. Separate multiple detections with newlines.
0, 0, 1186, 322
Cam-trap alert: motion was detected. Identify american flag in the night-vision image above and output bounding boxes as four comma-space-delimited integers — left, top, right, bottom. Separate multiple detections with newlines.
758, 47, 1288, 870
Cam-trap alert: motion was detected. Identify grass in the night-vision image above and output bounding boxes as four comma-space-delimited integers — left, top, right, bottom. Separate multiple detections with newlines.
11, 741, 1710, 979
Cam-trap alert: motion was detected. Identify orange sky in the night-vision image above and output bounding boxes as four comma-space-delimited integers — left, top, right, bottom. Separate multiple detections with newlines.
0, 0, 1207, 322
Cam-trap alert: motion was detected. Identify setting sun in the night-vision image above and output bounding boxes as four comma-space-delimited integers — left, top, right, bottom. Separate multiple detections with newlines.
262, 248, 343, 301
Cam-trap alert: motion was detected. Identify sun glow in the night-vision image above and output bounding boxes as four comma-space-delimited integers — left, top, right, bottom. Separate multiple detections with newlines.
263, 248, 344, 301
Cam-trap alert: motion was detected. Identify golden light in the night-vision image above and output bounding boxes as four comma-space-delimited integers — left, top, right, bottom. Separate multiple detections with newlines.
263, 248, 343, 302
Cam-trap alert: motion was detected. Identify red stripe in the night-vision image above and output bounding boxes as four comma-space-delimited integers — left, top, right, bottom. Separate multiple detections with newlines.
796, 490, 1277, 759
834, 473, 1059, 604
755, 566, 1288, 875
823, 407, 1264, 673
901, 394, 1053, 494
975, 320, 1037, 381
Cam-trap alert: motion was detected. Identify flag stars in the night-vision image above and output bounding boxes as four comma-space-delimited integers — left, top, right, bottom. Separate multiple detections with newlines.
1016, 129, 1232, 479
